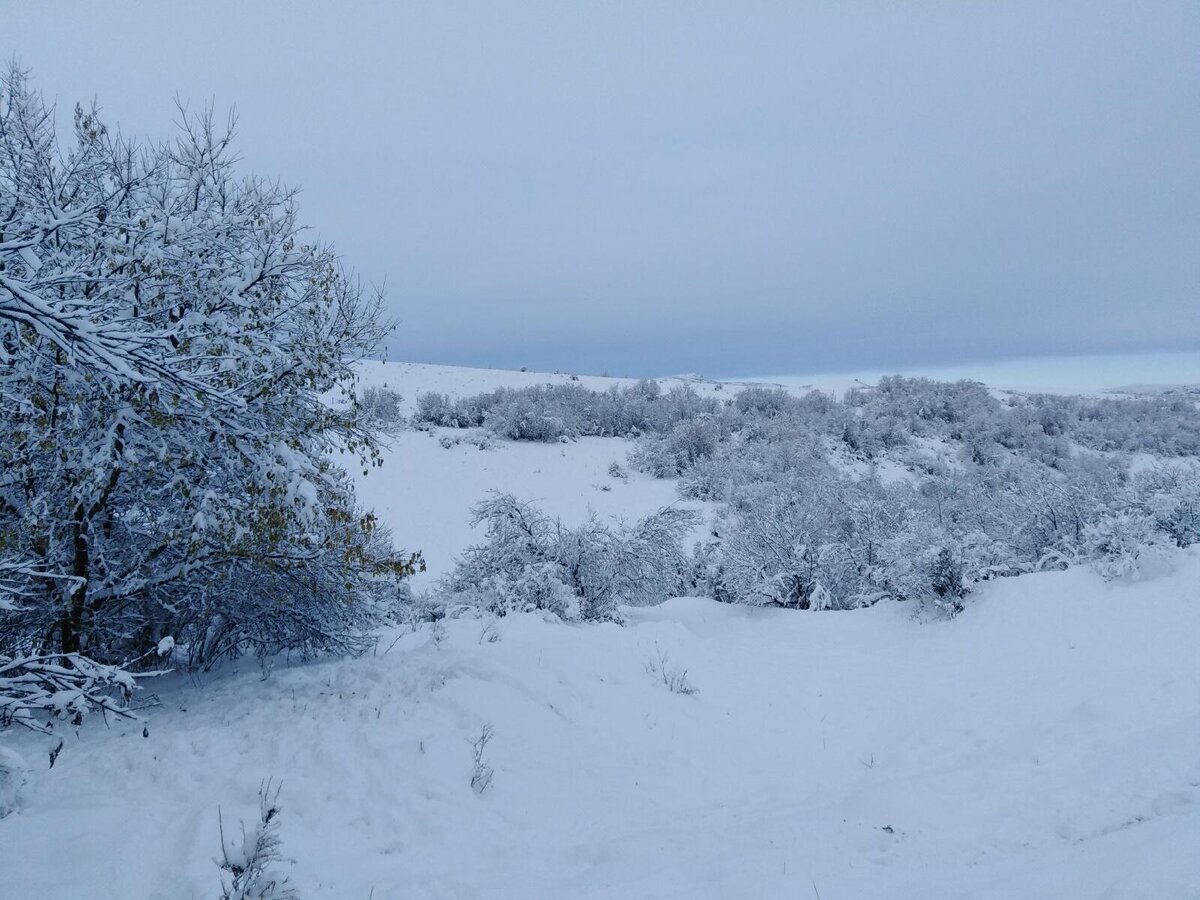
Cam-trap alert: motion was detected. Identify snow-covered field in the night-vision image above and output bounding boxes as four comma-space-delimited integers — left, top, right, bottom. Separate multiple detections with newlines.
4, 363, 1199, 899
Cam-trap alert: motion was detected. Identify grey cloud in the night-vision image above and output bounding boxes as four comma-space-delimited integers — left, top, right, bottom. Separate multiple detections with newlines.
8, 0, 1197, 377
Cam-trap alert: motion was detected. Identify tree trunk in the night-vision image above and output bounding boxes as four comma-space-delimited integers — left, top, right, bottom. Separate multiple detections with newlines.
61, 504, 89, 655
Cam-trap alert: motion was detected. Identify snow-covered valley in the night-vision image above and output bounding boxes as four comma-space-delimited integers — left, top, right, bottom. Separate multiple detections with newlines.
3, 363, 1198, 900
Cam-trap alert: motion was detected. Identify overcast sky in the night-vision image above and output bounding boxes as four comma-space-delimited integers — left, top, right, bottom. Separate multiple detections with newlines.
7, 1, 1198, 377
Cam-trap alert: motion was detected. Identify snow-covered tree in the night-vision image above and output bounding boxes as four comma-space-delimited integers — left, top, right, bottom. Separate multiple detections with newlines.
0, 67, 420, 675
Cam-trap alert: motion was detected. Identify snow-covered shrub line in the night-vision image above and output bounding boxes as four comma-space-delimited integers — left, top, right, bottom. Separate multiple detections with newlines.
422, 374, 1199, 617
418, 375, 1200, 459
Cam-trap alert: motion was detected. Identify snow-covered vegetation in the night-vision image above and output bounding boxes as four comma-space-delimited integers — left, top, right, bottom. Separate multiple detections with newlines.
0, 68, 418, 720
438, 493, 696, 621
419, 374, 1200, 616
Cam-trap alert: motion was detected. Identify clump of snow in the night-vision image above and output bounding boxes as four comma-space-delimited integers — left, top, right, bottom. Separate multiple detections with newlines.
0, 745, 26, 818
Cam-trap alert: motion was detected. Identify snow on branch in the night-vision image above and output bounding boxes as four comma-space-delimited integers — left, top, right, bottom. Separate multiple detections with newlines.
0, 652, 158, 734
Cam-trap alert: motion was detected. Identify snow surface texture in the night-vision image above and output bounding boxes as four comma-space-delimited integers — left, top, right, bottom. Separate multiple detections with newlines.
3, 363, 1198, 899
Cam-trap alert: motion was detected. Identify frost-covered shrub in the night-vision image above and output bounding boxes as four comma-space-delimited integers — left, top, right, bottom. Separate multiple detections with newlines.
1081, 511, 1166, 580
1136, 463, 1200, 548
413, 391, 464, 427
1028, 393, 1200, 456
677, 454, 737, 502
733, 385, 796, 417
439, 494, 696, 621
714, 488, 846, 609
483, 390, 574, 442
355, 385, 404, 432
880, 528, 972, 616
433, 372, 1199, 469
709, 470, 918, 610
631, 378, 662, 401
419, 380, 730, 444
630, 418, 727, 478
456, 564, 579, 620
439, 431, 495, 451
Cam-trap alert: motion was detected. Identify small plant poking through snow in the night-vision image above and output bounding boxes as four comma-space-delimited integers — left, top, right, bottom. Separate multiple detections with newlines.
478, 617, 501, 645
470, 724, 495, 794
646, 642, 698, 695
217, 780, 298, 900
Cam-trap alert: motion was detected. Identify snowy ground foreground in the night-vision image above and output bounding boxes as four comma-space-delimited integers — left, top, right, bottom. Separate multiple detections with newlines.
4, 362, 1199, 899
6, 557, 1199, 899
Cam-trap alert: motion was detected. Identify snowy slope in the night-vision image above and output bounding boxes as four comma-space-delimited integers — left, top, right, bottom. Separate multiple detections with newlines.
3, 362, 1199, 900
4, 556, 1198, 899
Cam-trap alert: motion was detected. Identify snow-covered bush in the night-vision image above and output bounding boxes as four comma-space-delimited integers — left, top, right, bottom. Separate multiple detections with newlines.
412, 391, 462, 427
880, 528, 972, 616
355, 386, 404, 432
357, 342, 1196, 619
629, 418, 728, 478
456, 563, 579, 620
1080, 511, 1167, 580
439, 494, 696, 621
713, 486, 849, 609
1136, 463, 1200, 549
414, 380, 728, 444
483, 390, 574, 442
438, 431, 495, 451
733, 385, 796, 418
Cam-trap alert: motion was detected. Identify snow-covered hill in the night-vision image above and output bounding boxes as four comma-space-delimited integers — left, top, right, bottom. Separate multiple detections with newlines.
3, 363, 1199, 899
